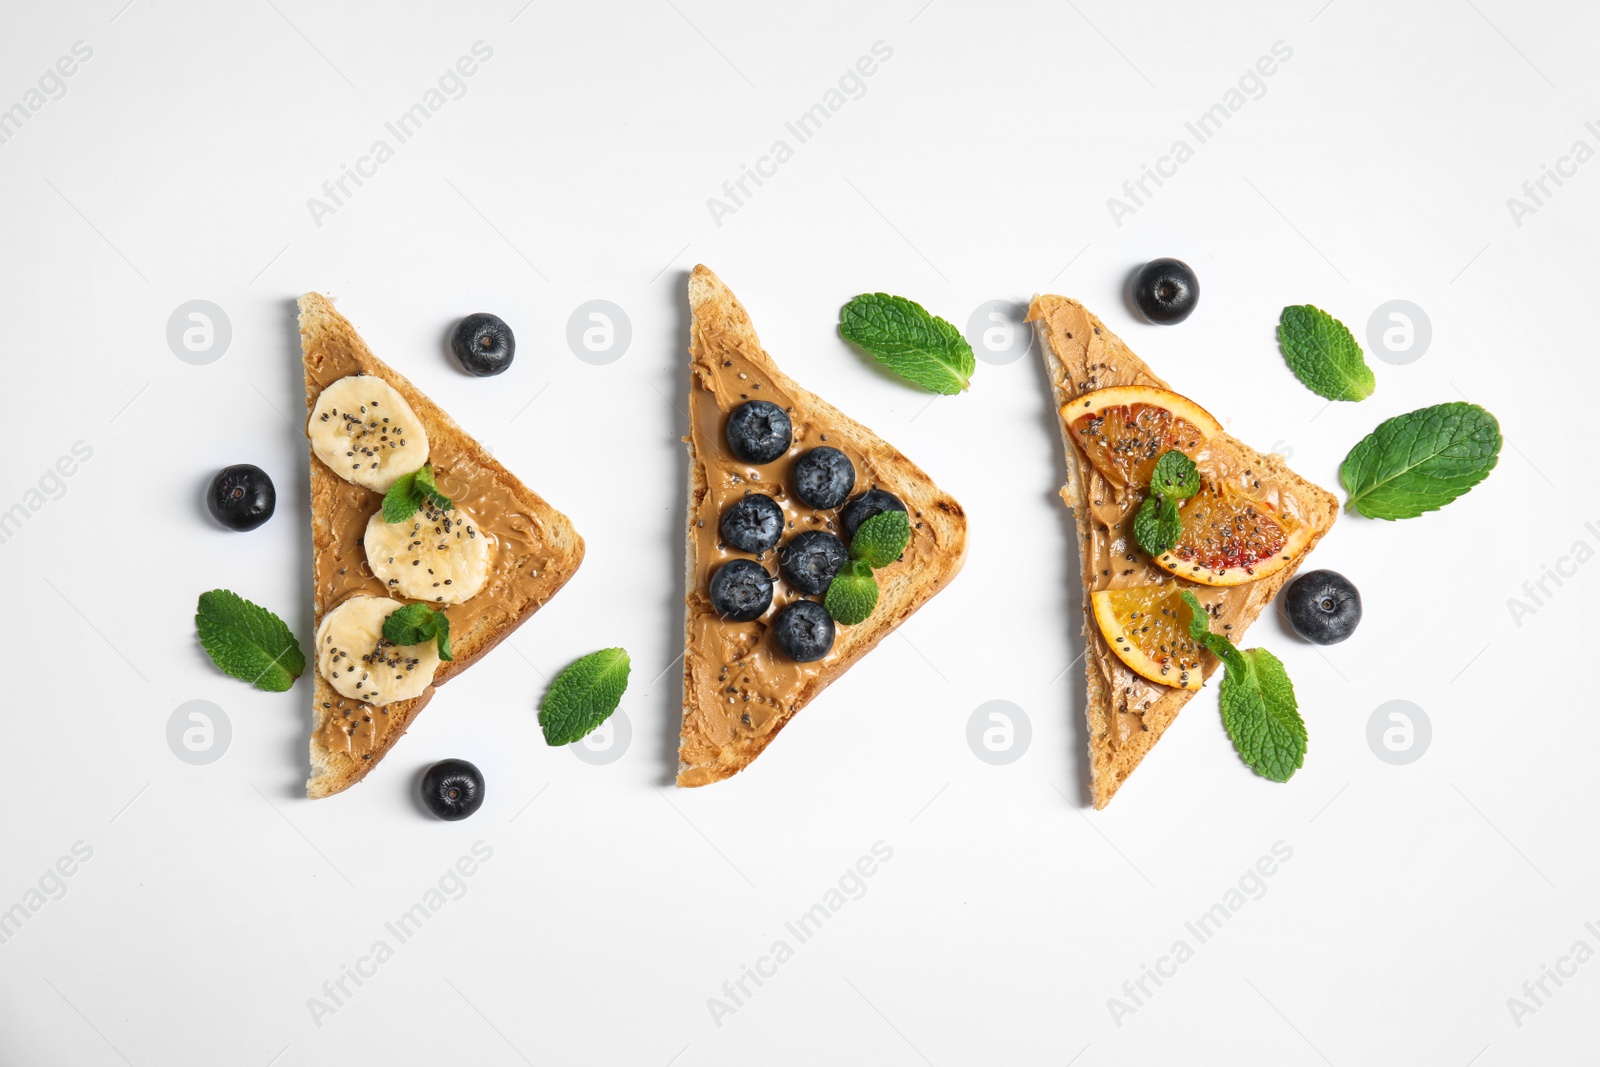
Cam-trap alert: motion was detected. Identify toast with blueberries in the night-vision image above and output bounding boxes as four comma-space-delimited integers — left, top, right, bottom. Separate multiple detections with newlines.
1030, 295, 1338, 808
298, 293, 584, 798
677, 266, 968, 786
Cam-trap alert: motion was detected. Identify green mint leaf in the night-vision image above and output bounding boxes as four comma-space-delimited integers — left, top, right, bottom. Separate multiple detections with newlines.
195, 589, 305, 692
1218, 649, 1306, 783
850, 509, 911, 568
825, 559, 879, 625
382, 602, 452, 661
413, 464, 453, 511
1277, 305, 1376, 401
838, 293, 975, 395
540, 648, 631, 746
1150, 449, 1200, 499
1341, 401, 1502, 520
382, 470, 421, 524
382, 465, 450, 523
1181, 591, 1305, 782
1132, 495, 1182, 557
1132, 450, 1196, 556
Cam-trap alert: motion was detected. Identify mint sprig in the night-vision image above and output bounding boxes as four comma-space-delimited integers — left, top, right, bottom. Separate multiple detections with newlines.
196, 589, 305, 692
1278, 305, 1375, 401
1341, 402, 1501, 519
1132, 450, 1199, 557
850, 509, 911, 568
382, 602, 452, 661
382, 464, 452, 524
824, 559, 879, 625
1182, 591, 1305, 783
540, 648, 631, 746
839, 293, 975, 395
822, 509, 912, 625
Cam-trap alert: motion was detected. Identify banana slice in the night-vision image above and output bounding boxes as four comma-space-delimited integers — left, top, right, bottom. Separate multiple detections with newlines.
307, 375, 429, 492
315, 595, 441, 706
364, 500, 492, 604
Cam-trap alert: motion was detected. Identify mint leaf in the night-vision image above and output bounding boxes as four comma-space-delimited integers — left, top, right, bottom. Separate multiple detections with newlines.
382, 602, 452, 661
1182, 591, 1305, 782
1132, 449, 1198, 556
413, 464, 453, 511
1150, 449, 1199, 499
839, 293, 975, 395
1278, 305, 1375, 401
851, 509, 911, 568
1218, 649, 1306, 783
540, 648, 630, 746
381, 464, 451, 524
382, 470, 420, 523
196, 589, 305, 692
1341, 402, 1501, 520
1133, 495, 1182, 557
825, 559, 879, 625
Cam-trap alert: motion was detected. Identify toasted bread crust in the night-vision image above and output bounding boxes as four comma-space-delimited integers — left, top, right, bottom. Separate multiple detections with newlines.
1031, 296, 1338, 808
677, 266, 968, 784
298, 293, 584, 798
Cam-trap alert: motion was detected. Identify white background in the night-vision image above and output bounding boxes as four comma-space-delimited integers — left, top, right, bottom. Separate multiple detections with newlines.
2, 0, 1596, 1063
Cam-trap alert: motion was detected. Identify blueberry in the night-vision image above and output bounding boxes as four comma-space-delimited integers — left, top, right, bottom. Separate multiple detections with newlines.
772, 600, 835, 663
792, 447, 855, 510
420, 758, 485, 820
720, 493, 784, 554
1132, 258, 1200, 325
839, 488, 907, 542
709, 558, 774, 622
207, 464, 275, 531
1283, 569, 1362, 645
451, 313, 515, 377
779, 531, 849, 595
725, 400, 792, 464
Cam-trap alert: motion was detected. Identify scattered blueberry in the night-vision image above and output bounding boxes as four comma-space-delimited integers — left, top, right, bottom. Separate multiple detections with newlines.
792, 447, 856, 510
840, 488, 907, 542
708, 558, 774, 622
1283, 569, 1362, 645
720, 492, 784, 554
207, 464, 275, 531
1132, 258, 1200, 325
779, 531, 849, 596
420, 758, 485, 820
725, 400, 792, 464
772, 600, 835, 663
451, 313, 516, 377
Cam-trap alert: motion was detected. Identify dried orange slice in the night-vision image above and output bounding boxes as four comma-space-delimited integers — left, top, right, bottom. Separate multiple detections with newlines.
1062, 386, 1223, 489
1150, 482, 1314, 587
1089, 586, 1206, 690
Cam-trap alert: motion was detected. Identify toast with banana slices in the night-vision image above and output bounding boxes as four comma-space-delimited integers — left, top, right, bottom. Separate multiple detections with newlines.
677, 266, 968, 785
1030, 295, 1337, 808
298, 292, 583, 798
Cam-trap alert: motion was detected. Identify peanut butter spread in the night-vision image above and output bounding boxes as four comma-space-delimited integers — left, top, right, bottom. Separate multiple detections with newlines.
1028, 298, 1322, 755
304, 339, 557, 759
679, 328, 943, 785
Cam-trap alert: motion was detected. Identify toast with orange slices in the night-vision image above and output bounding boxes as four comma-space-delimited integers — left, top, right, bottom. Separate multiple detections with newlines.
1029, 296, 1338, 808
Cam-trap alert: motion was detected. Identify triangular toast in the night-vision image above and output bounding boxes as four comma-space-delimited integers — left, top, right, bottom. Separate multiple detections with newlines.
1029, 295, 1338, 808
677, 266, 968, 785
298, 293, 584, 798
